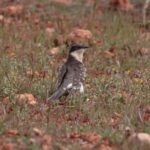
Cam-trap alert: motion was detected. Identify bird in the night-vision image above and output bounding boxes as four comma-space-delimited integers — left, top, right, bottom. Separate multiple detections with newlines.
47, 44, 89, 101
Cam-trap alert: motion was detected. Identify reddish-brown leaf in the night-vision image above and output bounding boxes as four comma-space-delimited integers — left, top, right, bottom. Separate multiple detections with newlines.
1, 143, 14, 150
104, 47, 116, 58
0, 15, 4, 22
109, 0, 134, 11
68, 28, 92, 43
6, 129, 19, 136
139, 48, 149, 55
126, 133, 150, 149
3, 5, 24, 15
80, 132, 101, 143
50, 47, 60, 55
17, 93, 37, 105
33, 128, 43, 136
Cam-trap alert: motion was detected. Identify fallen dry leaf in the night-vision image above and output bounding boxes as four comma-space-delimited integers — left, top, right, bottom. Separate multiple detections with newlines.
125, 132, 150, 149
33, 128, 43, 136
9, 52, 16, 58
2, 97, 9, 104
69, 28, 92, 39
41, 134, 52, 150
81, 143, 94, 149
86, 0, 96, 6
42, 134, 52, 144
1, 143, 14, 150
121, 91, 128, 98
68, 28, 92, 43
98, 144, 113, 150
80, 132, 101, 143
144, 105, 150, 114
141, 105, 150, 122
36, 71, 47, 78
50, 47, 60, 55
17, 93, 37, 105
109, 0, 134, 11
136, 133, 150, 144
140, 32, 150, 41
68, 132, 101, 144
3, 5, 24, 16
26, 70, 35, 77
29, 138, 36, 144
3, 18, 12, 26
143, 113, 150, 122
96, 138, 114, 150
104, 47, 116, 58
6, 129, 19, 136
69, 132, 80, 139
94, 39, 103, 46
0, 15, 4, 22
139, 47, 149, 55
26, 70, 47, 78
42, 144, 50, 150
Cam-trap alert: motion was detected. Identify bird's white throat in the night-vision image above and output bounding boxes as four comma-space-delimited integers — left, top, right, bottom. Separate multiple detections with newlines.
70, 49, 85, 62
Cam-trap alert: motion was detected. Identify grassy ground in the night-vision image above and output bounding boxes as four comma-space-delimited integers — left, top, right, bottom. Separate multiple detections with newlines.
0, 0, 150, 149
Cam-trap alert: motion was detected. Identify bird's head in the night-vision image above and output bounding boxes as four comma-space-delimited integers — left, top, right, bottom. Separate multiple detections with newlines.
69, 44, 89, 62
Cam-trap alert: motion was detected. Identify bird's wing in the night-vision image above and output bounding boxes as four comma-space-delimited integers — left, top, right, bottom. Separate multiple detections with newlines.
57, 64, 68, 89
47, 87, 66, 101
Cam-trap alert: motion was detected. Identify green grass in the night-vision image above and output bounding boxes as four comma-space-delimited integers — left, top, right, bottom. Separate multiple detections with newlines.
0, 0, 150, 149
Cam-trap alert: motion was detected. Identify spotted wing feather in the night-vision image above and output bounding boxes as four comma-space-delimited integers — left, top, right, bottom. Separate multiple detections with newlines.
57, 64, 67, 89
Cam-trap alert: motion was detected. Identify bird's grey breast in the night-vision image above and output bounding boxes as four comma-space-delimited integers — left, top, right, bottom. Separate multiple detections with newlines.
70, 62, 86, 93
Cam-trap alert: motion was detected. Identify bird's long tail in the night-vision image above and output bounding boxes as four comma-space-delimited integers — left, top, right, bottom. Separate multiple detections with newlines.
47, 88, 65, 101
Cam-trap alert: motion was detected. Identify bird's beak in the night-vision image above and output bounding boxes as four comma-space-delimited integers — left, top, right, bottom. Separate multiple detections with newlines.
82, 46, 89, 49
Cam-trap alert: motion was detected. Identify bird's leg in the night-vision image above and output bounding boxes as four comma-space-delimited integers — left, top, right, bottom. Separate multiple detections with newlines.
68, 89, 81, 101
61, 93, 69, 103
67, 89, 76, 100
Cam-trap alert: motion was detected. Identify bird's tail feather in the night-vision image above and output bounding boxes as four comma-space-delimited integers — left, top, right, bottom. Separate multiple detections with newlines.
47, 88, 65, 101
